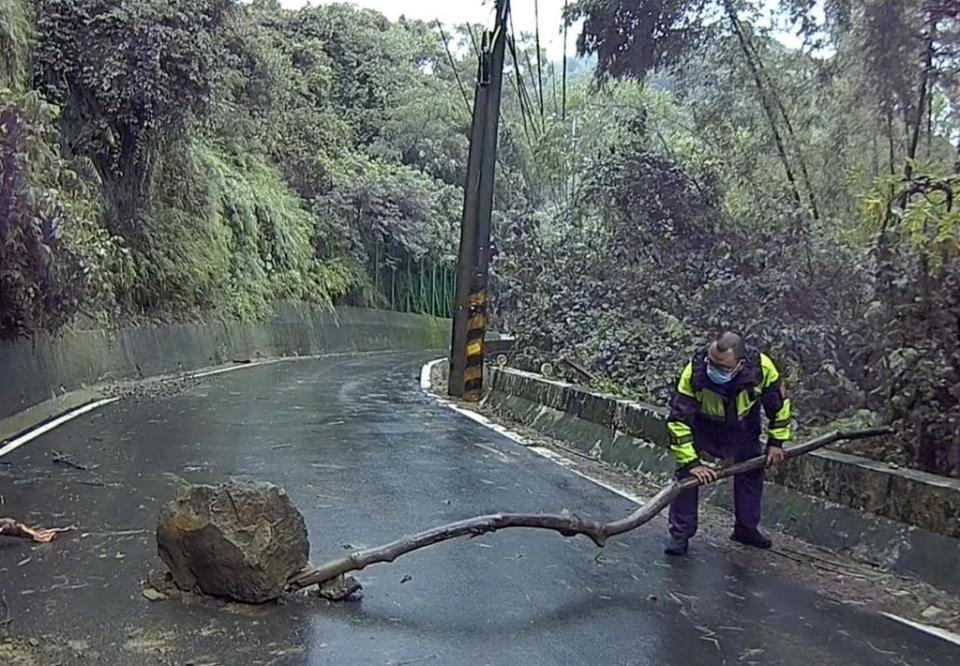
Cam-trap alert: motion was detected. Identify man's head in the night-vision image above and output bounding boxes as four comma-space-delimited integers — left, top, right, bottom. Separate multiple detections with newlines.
706, 332, 746, 382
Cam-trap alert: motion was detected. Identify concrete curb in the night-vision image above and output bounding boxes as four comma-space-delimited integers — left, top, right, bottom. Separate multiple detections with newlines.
485, 366, 960, 594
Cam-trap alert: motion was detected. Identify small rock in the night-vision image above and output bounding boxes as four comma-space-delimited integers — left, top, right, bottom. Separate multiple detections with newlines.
317, 575, 363, 601
28, 638, 40, 648
400, 575, 412, 584
142, 587, 168, 602
147, 568, 177, 593
921, 605, 945, 620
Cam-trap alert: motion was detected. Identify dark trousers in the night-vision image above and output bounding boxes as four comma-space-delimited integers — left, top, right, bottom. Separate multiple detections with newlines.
668, 429, 763, 539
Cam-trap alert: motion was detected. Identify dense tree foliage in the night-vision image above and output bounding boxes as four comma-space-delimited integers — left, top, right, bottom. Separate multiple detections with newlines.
497, 0, 960, 477
1, 0, 958, 476
1, 0, 466, 325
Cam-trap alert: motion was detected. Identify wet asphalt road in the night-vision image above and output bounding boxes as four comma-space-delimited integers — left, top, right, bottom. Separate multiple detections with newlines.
1, 353, 957, 665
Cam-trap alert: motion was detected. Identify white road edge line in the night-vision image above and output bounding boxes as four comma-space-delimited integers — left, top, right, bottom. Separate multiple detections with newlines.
882, 613, 960, 648
0, 362, 274, 460
420, 358, 644, 507
0, 351, 395, 459
187, 360, 276, 380
0, 357, 304, 459
0, 398, 119, 459
422, 359, 960, 647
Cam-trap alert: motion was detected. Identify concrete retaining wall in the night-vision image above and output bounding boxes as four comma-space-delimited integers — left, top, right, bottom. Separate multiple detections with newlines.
0, 304, 448, 420
486, 367, 960, 594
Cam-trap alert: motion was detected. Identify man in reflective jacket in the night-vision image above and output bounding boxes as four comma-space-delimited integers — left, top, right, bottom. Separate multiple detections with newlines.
664, 332, 792, 555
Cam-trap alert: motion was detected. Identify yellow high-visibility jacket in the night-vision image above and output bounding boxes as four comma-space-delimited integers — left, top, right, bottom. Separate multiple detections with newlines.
666, 348, 792, 466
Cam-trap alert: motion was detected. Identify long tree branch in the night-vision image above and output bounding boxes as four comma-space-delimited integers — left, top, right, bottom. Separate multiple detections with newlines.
288, 428, 892, 590
562, 0, 569, 120
436, 21, 472, 116
903, 17, 937, 200
534, 0, 545, 120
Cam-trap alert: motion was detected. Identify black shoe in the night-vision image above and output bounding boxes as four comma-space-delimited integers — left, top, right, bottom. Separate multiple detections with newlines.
731, 528, 772, 549
664, 536, 689, 556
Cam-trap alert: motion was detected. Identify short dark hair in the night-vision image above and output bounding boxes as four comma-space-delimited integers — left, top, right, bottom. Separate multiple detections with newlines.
715, 331, 746, 360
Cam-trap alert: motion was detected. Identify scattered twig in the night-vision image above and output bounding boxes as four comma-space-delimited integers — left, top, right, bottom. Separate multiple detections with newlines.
779, 545, 889, 577
91, 529, 148, 538
225, 488, 242, 519
47, 583, 89, 592
775, 547, 876, 579
0, 589, 12, 627
52, 451, 99, 472
771, 548, 809, 565
546, 440, 600, 462
0, 590, 13, 627
865, 641, 897, 656
810, 563, 873, 580
698, 634, 721, 650
561, 358, 598, 383
396, 655, 438, 666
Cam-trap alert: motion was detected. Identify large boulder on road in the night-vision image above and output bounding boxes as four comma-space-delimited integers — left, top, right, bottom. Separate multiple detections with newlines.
156, 480, 309, 603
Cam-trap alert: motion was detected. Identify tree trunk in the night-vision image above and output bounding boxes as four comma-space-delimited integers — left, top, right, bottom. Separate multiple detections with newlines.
903, 18, 936, 190
952, 279, 960, 478
886, 110, 897, 178
534, 0, 545, 120
562, 0, 569, 120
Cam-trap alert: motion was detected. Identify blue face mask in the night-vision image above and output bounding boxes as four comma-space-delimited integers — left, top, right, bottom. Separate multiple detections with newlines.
706, 361, 737, 385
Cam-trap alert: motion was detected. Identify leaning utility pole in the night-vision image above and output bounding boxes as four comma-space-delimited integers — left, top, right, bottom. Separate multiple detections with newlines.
448, 0, 509, 401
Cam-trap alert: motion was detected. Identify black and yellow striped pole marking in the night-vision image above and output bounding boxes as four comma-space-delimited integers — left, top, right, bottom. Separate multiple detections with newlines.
463, 289, 489, 401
